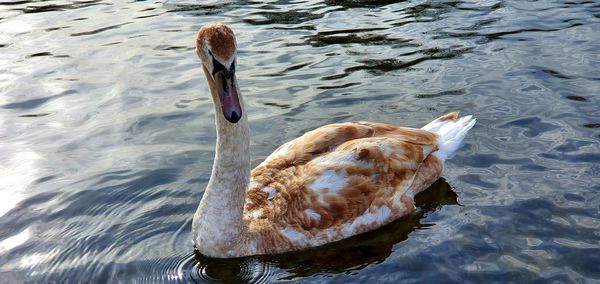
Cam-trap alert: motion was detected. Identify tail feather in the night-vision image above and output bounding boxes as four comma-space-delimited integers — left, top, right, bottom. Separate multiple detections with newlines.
422, 112, 476, 161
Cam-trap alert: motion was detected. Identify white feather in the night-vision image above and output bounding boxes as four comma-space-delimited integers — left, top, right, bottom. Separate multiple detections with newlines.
342, 206, 391, 235
304, 209, 321, 222
260, 186, 277, 200
422, 115, 476, 161
309, 169, 348, 194
281, 227, 311, 245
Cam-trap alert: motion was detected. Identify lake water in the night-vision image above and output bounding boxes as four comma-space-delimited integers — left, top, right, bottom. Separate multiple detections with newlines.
1, 0, 599, 283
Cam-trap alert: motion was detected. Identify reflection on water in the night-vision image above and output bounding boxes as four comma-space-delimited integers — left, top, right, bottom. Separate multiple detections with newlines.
0, 0, 599, 283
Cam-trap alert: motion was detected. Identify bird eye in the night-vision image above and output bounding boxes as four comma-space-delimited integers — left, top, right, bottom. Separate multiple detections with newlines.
207, 50, 234, 78
209, 54, 226, 77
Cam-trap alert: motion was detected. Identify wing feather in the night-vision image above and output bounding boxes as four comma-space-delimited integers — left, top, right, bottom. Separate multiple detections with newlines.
245, 121, 443, 244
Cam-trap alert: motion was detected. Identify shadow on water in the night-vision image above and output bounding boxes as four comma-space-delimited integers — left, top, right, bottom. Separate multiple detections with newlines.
187, 178, 458, 283
163, 2, 237, 17
4, 0, 108, 14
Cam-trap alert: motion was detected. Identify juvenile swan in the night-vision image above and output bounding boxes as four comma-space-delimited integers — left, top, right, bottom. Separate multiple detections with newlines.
192, 23, 476, 258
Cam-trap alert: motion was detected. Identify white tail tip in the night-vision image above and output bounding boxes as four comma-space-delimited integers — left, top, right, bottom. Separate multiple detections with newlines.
422, 112, 476, 161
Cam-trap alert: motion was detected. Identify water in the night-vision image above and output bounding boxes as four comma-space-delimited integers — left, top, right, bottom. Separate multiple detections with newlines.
1, 0, 599, 282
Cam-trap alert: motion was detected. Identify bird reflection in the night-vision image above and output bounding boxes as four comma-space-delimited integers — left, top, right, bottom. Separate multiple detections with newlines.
192, 178, 458, 282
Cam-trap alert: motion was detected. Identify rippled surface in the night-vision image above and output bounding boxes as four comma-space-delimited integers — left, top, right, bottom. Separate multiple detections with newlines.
1, 0, 599, 282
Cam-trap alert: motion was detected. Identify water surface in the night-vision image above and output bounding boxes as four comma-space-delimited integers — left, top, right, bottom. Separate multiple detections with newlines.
1, 0, 599, 283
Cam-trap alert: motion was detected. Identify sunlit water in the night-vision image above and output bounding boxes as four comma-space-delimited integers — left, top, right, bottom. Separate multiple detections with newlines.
1, 0, 599, 282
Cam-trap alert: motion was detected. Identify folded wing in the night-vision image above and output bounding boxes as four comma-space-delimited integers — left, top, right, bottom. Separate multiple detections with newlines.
244, 121, 443, 248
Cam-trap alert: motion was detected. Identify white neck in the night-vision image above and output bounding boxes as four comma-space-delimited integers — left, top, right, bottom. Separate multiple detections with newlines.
192, 69, 251, 257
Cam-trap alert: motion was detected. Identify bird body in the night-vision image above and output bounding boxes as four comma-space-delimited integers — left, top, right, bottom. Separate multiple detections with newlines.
191, 23, 475, 258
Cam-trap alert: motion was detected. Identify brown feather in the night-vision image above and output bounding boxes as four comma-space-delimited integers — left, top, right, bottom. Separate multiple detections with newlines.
242, 120, 447, 254
196, 23, 236, 62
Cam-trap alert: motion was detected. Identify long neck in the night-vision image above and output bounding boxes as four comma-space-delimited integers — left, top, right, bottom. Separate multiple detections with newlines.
193, 69, 251, 257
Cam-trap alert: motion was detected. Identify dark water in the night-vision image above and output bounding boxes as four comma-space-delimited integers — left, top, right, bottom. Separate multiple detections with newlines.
1, 0, 599, 282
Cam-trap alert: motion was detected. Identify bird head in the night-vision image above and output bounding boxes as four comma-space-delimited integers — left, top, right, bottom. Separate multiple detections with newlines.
196, 23, 242, 124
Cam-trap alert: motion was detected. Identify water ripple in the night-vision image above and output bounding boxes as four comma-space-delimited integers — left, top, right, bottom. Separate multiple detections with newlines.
1, 0, 599, 282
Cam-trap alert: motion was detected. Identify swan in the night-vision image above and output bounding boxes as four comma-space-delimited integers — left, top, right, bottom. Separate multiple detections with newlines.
192, 23, 476, 258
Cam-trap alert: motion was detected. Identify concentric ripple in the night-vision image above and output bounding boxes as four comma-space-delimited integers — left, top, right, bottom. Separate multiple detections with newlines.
182, 253, 275, 284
